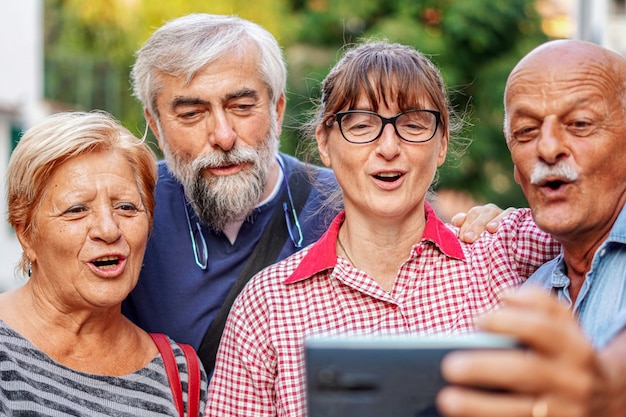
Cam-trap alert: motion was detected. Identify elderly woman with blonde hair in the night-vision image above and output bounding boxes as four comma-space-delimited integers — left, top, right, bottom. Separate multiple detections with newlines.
0, 111, 206, 416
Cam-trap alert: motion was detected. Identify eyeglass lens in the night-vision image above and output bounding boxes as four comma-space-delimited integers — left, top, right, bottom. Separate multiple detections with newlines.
338, 110, 438, 143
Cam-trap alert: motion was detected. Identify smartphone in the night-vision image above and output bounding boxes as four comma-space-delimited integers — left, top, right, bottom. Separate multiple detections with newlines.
305, 332, 518, 417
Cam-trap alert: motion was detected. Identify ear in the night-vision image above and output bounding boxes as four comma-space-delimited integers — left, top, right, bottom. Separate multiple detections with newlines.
513, 165, 522, 185
436, 131, 449, 167
15, 224, 36, 263
316, 124, 332, 167
144, 108, 164, 151
274, 93, 286, 137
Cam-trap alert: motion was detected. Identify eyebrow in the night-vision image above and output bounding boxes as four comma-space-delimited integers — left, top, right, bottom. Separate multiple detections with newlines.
171, 89, 260, 109
224, 88, 259, 101
172, 97, 209, 108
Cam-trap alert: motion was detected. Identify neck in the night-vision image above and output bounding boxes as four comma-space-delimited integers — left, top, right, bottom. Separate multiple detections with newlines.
260, 157, 281, 202
337, 206, 427, 292
0, 285, 155, 375
11, 282, 126, 337
560, 230, 614, 303
561, 245, 597, 304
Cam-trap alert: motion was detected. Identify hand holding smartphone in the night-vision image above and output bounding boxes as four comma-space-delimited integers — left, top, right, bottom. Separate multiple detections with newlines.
305, 333, 519, 417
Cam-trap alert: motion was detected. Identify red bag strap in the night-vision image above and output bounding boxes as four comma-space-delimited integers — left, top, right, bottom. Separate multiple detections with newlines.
180, 343, 201, 417
151, 333, 184, 416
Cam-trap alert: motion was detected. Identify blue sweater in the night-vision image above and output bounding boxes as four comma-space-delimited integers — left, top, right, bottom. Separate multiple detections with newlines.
123, 153, 338, 349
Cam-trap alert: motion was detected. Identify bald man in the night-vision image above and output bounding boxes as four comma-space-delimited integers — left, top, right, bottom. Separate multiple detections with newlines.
437, 40, 626, 417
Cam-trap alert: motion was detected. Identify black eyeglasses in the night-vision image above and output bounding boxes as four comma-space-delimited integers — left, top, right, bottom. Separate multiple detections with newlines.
183, 157, 304, 270
330, 109, 441, 144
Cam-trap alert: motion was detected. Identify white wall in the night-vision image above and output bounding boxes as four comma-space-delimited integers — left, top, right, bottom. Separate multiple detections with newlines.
575, 0, 626, 56
0, 0, 43, 291
606, 3, 626, 56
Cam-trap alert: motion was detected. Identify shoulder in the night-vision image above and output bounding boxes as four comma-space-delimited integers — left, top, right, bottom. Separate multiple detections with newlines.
0, 319, 32, 355
464, 208, 560, 276
232, 247, 311, 310
524, 256, 561, 286
155, 162, 182, 195
150, 163, 186, 225
279, 153, 336, 184
250, 247, 309, 289
157, 160, 173, 179
159, 334, 206, 374
475, 207, 553, 243
154, 335, 209, 408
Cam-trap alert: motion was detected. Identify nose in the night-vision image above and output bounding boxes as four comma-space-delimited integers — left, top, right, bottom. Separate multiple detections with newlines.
89, 208, 122, 244
208, 111, 237, 151
375, 123, 401, 160
537, 116, 569, 164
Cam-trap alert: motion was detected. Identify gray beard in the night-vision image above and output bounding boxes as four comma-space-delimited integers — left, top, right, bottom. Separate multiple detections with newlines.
162, 130, 279, 232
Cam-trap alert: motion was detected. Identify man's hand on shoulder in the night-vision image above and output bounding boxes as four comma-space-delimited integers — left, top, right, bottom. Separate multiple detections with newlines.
451, 204, 516, 243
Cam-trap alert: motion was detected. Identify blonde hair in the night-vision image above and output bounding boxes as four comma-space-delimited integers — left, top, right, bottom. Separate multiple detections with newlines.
6, 111, 158, 277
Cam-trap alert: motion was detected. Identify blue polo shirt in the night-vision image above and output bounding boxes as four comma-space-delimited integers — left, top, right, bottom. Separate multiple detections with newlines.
122, 153, 338, 349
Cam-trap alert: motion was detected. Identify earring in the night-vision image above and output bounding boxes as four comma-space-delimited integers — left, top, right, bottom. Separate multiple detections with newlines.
28, 260, 32, 277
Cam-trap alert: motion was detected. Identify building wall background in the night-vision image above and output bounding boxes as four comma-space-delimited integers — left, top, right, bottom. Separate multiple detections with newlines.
0, 0, 43, 291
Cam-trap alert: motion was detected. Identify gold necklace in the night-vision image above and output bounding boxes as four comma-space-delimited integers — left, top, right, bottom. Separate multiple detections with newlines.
337, 235, 356, 267
338, 234, 392, 294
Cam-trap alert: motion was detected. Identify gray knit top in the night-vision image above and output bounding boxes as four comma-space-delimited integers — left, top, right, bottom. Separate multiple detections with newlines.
0, 320, 207, 416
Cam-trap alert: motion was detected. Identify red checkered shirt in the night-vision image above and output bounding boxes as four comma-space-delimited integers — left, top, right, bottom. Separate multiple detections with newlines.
206, 205, 560, 417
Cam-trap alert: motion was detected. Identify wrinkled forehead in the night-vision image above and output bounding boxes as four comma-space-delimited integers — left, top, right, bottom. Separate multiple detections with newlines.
505, 43, 625, 108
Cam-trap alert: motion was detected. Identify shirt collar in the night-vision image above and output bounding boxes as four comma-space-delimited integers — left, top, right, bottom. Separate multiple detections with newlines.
284, 202, 465, 284
607, 204, 626, 244
550, 203, 626, 280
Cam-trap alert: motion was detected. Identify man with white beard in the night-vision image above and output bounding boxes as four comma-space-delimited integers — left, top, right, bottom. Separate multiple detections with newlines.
122, 13, 507, 377
122, 14, 339, 375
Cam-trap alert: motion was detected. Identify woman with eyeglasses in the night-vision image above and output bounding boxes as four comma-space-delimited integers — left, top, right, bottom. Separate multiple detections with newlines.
206, 41, 560, 417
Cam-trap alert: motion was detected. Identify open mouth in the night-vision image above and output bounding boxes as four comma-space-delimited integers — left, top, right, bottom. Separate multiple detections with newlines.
373, 172, 403, 182
92, 256, 121, 269
545, 180, 565, 190
539, 178, 572, 191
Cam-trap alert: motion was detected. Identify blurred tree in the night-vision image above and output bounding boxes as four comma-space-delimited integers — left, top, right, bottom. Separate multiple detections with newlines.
43, 0, 291, 151
282, 0, 550, 207
43, 0, 550, 207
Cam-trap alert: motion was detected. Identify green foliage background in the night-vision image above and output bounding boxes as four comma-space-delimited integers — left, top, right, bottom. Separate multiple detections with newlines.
43, 0, 551, 208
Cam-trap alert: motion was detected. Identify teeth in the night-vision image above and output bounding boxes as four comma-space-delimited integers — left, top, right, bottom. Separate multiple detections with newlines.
92, 256, 120, 269
374, 172, 402, 182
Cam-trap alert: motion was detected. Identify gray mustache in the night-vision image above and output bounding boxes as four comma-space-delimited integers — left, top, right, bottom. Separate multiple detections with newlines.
530, 161, 579, 184
192, 146, 257, 171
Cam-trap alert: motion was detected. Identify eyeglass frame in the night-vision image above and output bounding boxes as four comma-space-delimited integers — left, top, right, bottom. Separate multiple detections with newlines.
182, 156, 304, 270
329, 109, 442, 144
182, 187, 209, 270
277, 156, 304, 248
